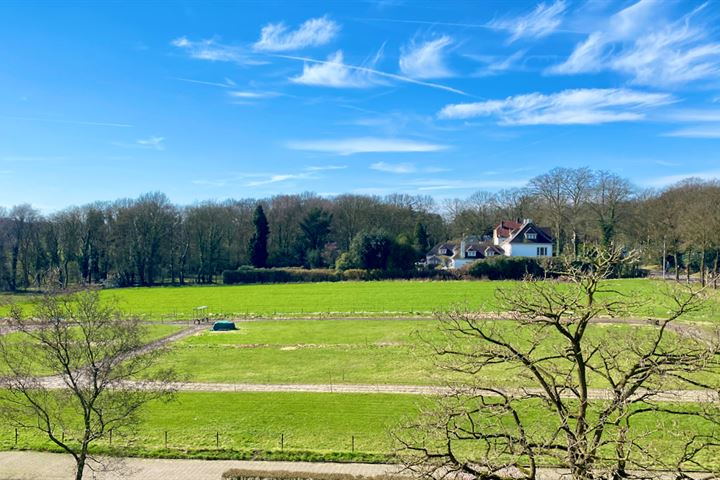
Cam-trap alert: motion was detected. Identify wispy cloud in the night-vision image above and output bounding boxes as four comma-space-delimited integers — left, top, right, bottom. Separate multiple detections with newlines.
113, 136, 166, 151
663, 125, 720, 138
642, 169, 720, 187
399, 35, 454, 79
370, 162, 447, 174
549, 0, 720, 86
287, 137, 448, 155
490, 0, 567, 42
438, 88, 674, 125
228, 90, 282, 99
193, 165, 345, 188
371, 162, 416, 174
136, 136, 166, 150
661, 109, 720, 122
305, 165, 348, 172
465, 50, 527, 77
253, 15, 340, 52
171, 36, 265, 65
404, 178, 529, 191
278, 51, 467, 94
173, 77, 236, 88
291, 51, 377, 88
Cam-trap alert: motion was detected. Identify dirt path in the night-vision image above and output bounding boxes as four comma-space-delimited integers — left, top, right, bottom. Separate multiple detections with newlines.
34, 378, 720, 404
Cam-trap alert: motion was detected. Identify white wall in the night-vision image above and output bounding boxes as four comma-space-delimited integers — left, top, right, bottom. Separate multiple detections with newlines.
504, 243, 553, 257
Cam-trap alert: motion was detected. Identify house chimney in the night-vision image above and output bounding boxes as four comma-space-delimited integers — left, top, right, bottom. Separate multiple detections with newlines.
460, 239, 466, 258
523, 218, 532, 224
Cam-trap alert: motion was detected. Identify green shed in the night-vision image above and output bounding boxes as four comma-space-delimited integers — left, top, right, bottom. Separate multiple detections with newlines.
212, 320, 237, 331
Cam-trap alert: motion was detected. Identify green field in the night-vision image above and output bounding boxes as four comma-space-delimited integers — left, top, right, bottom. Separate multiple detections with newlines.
1, 391, 715, 467
145, 319, 706, 389
0, 324, 184, 375
3, 278, 719, 322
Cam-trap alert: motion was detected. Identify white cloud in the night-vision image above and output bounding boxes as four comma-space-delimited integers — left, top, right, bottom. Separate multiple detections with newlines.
171, 37, 265, 65
399, 35, 454, 79
228, 90, 281, 99
490, 0, 567, 42
549, 0, 720, 86
371, 162, 417, 174
286, 137, 448, 155
663, 125, 720, 138
438, 88, 674, 125
279, 52, 467, 94
370, 162, 448, 174
173, 77, 236, 88
291, 51, 375, 88
405, 178, 529, 191
642, 169, 720, 187
136, 136, 165, 150
305, 165, 348, 172
254, 16, 340, 52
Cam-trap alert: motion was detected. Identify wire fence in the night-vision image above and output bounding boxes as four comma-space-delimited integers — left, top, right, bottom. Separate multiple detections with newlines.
4, 427, 382, 455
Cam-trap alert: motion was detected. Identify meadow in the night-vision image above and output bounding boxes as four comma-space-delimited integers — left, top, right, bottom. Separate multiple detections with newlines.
0, 392, 715, 467
144, 319, 706, 390
3, 278, 719, 322
0, 324, 184, 375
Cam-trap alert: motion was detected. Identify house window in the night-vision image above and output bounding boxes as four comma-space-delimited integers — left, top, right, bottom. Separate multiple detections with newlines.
537, 247, 548, 256
439, 248, 447, 255
486, 251, 494, 256
467, 250, 476, 257
526, 232, 537, 240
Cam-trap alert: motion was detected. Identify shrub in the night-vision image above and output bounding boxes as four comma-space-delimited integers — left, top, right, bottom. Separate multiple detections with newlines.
222, 267, 460, 284
467, 256, 546, 280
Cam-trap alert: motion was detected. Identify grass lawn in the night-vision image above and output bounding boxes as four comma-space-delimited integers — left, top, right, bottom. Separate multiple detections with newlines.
145, 319, 708, 389
0, 391, 715, 468
0, 324, 185, 376
3, 279, 719, 322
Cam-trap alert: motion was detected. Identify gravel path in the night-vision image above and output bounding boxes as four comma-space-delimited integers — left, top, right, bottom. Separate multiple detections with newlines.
0, 451, 400, 480
34, 378, 720, 404
1, 452, 716, 480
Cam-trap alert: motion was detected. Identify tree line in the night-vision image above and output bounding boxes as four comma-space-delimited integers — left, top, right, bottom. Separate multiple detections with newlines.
0, 167, 718, 291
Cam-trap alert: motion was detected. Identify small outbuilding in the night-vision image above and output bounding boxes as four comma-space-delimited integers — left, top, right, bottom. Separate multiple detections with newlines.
212, 320, 237, 331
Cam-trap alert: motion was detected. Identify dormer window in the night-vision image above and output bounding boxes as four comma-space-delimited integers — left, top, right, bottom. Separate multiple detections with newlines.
486, 250, 494, 256
467, 250, 476, 257
439, 248, 448, 255
526, 232, 537, 240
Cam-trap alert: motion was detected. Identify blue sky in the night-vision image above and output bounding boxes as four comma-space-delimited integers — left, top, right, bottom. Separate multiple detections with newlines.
2, 0, 720, 211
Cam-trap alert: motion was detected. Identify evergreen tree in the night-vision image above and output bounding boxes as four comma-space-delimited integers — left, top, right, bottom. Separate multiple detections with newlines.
248, 205, 269, 268
413, 222, 429, 257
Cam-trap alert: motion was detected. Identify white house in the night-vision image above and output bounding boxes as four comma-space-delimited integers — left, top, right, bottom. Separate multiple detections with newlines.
426, 219, 553, 269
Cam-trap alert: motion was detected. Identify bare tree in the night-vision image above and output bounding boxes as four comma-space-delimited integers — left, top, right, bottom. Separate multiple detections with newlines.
396, 246, 720, 480
0, 290, 176, 480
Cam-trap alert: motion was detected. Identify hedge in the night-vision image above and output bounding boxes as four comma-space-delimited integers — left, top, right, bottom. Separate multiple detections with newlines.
467, 256, 547, 280
222, 469, 407, 480
222, 267, 457, 284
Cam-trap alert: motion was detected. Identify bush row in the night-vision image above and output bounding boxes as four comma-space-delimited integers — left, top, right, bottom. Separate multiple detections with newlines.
222, 469, 405, 480
467, 256, 548, 280
222, 267, 458, 284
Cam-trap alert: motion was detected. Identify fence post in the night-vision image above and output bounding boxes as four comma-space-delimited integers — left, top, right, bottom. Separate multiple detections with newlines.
352, 435, 355, 452
109, 428, 113, 446
281, 433, 284, 451
14, 428, 18, 447
216, 431, 219, 448
164, 431, 168, 449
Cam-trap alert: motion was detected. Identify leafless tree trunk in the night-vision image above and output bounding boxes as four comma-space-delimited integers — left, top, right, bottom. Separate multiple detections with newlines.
396, 246, 720, 480
0, 290, 177, 479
